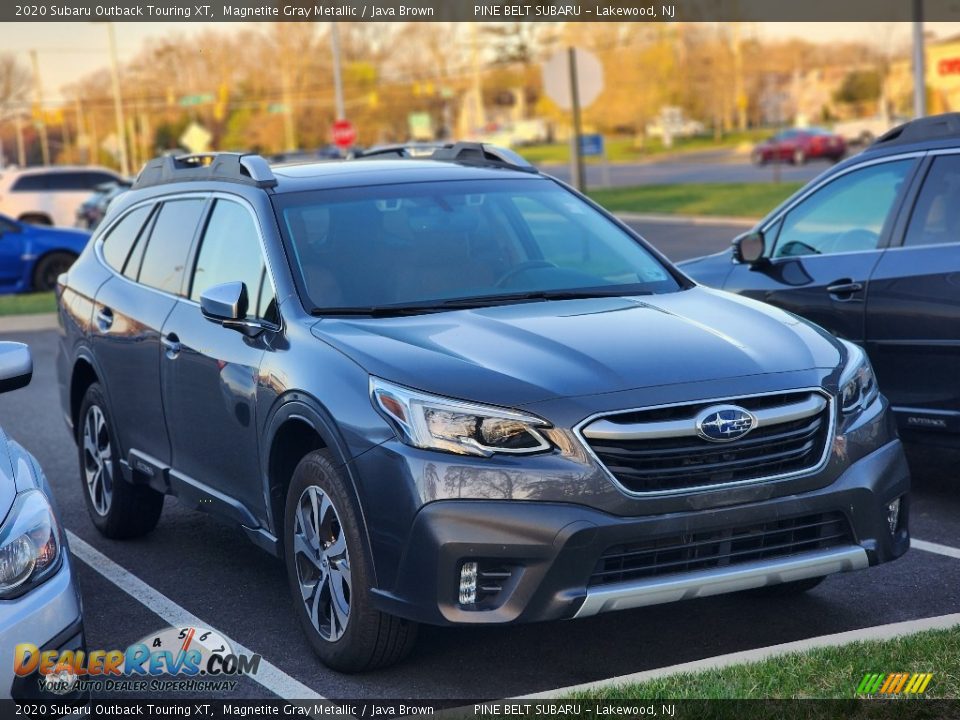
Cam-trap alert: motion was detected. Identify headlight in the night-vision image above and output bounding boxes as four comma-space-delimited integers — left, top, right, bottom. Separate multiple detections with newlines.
838, 340, 879, 415
0, 490, 62, 598
371, 377, 551, 457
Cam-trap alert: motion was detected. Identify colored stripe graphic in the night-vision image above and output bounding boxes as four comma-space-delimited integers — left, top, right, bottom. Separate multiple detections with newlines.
862, 672, 934, 695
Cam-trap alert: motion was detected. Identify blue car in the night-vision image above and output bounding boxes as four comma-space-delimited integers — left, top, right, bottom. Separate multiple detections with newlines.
0, 214, 91, 294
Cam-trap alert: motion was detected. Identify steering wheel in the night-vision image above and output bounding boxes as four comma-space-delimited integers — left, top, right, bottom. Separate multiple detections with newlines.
495, 261, 558, 288
820, 228, 879, 255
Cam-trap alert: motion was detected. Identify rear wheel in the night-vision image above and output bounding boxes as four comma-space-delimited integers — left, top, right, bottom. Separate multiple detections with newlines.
284, 450, 417, 672
32, 252, 76, 292
78, 383, 164, 539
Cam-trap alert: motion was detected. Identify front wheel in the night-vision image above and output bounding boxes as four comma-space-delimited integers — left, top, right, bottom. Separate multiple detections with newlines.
284, 450, 417, 672
78, 383, 164, 539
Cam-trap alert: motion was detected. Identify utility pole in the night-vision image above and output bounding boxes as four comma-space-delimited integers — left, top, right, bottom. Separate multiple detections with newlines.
105, 22, 130, 175
568, 47, 585, 193
330, 23, 346, 121
29, 50, 50, 166
912, 0, 926, 118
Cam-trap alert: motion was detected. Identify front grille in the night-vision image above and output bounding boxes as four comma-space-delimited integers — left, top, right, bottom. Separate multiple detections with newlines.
583, 391, 832, 494
589, 512, 854, 587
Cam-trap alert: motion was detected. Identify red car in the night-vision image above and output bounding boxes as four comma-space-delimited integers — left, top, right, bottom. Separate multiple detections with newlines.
752, 128, 847, 165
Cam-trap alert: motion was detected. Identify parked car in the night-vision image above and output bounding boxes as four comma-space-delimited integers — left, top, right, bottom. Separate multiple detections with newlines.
0, 342, 85, 701
0, 213, 91, 293
75, 180, 132, 231
751, 128, 846, 165
57, 146, 909, 673
0, 166, 123, 227
681, 112, 960, 449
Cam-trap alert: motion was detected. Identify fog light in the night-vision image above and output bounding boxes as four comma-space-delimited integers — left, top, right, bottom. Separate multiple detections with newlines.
887, 498, 901, 534
459, 561, 478, 605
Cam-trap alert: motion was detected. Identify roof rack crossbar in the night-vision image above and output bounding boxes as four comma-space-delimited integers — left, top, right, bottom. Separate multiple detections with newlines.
132, 152, 278, 190
355, 141, 538, 173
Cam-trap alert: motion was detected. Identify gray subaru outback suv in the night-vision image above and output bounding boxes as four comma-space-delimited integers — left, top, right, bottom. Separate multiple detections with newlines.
56, 145, 910, 672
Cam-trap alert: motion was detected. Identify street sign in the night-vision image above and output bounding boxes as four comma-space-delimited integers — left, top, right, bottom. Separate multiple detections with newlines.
542, 48, 604, 111
579, 133, 604, 157
179, 122, 212, 154
331, 119, 357, 148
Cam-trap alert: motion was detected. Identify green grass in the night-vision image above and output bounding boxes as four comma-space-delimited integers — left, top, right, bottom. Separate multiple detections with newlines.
519, 131, 768, 165
587, 182, 803, 219
0, 292, 56, 317
574, 625, 960, 700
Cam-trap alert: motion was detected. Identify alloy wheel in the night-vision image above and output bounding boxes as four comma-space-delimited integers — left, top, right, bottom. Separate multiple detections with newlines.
82, 405, 113, 516
293, 485, 351, 642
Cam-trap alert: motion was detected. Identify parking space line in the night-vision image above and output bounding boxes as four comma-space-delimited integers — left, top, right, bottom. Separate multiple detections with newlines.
913, 537, 960, 560
66, 530, 325, 701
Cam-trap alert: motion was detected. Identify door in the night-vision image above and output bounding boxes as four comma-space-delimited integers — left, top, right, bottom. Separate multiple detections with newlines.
161, 198, 279, 522
0, 217, 25, 290
91, 198, 207, 468
866, 153, 960, 439
723, 158, 918, 342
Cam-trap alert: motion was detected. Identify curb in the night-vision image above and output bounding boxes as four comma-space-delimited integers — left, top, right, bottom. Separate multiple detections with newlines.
0, 312, 59, 334
616, 212, 759, 227
519, 612, 960, 699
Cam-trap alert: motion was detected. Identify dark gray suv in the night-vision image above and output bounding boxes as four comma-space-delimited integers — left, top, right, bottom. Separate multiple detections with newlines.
56, 145, 910, 672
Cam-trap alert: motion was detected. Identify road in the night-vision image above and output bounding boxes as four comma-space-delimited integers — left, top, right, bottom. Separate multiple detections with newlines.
540, 152, 833, 188
0, 219, 957, 701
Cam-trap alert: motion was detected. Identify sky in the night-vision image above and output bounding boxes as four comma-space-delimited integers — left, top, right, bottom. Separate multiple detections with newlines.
2, 21, 955, 103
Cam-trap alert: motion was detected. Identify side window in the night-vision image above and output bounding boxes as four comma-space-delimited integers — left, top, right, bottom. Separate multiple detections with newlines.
190, 200, 274, 321
139, 199, 206, 295
772, 160, 913, 258
904, 155, 960, 247
101, 205, 153, 274
45, 173, 86, 191
10, 175, 47, 192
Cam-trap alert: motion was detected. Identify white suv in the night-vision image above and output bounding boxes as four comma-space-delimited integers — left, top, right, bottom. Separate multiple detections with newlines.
0, 166, 123, 226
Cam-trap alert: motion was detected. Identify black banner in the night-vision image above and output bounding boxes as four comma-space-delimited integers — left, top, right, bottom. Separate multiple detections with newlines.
4, 0, 960, 23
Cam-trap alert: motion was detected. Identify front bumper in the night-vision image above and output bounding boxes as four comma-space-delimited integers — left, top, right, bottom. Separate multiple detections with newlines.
370, 438, 910, 625
0, 554, 86, 701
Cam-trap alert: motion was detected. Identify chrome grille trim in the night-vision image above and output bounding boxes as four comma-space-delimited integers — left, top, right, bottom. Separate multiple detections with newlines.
583, 393, 828, 441
575, 388, 835, 497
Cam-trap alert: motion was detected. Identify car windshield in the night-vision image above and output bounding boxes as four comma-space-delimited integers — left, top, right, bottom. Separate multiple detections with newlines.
273, 178, 682, 314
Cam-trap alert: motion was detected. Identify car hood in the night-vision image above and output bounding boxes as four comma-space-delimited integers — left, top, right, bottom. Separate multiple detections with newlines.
0, 430, 18, 523
310, 286, 842, 407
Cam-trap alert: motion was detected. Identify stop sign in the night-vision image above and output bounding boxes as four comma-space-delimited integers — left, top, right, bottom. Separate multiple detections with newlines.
331, 119, 357, 148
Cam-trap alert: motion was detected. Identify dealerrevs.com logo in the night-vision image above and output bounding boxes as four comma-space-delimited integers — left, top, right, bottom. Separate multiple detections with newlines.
15, 626, 261, 694
857, 672, 934, 696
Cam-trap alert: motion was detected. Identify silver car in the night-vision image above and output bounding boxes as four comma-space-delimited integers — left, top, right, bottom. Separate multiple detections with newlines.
0, 342, 84, 700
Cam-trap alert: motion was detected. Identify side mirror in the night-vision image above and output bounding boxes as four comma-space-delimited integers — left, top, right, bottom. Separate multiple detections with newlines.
200, 281, 264, 337
733, 230, 766, 266
0, 342, 32, 394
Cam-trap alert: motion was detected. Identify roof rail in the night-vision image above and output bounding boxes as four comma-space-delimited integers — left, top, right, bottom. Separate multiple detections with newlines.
132, 152, 278, 190
355, 141, 538, 173
869, 113, 960, 149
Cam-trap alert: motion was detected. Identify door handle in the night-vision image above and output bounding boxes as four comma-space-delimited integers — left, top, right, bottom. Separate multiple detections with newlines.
162, 333, 181, 359
826, 280, 864, 298
95, 307, 113, 331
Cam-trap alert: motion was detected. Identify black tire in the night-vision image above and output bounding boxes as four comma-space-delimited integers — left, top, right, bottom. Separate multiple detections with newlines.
32, 252, 76, 292
284, 450, 417, 672
77, 383, 164, 539
748, 576, 825, 597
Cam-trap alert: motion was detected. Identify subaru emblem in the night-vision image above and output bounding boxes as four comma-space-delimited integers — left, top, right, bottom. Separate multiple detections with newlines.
696, 405, 757, 442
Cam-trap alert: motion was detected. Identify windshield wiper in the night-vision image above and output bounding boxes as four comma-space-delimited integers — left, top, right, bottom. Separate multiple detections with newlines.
310, 289, 654, 317
435, 289, 652, 308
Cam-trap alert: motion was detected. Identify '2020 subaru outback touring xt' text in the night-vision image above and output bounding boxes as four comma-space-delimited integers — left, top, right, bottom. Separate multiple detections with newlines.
56, 146, 910, 671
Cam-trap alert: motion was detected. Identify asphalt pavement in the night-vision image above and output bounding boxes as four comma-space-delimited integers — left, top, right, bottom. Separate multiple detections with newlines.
0, 220, 957, 701
540, 151, 832, 188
